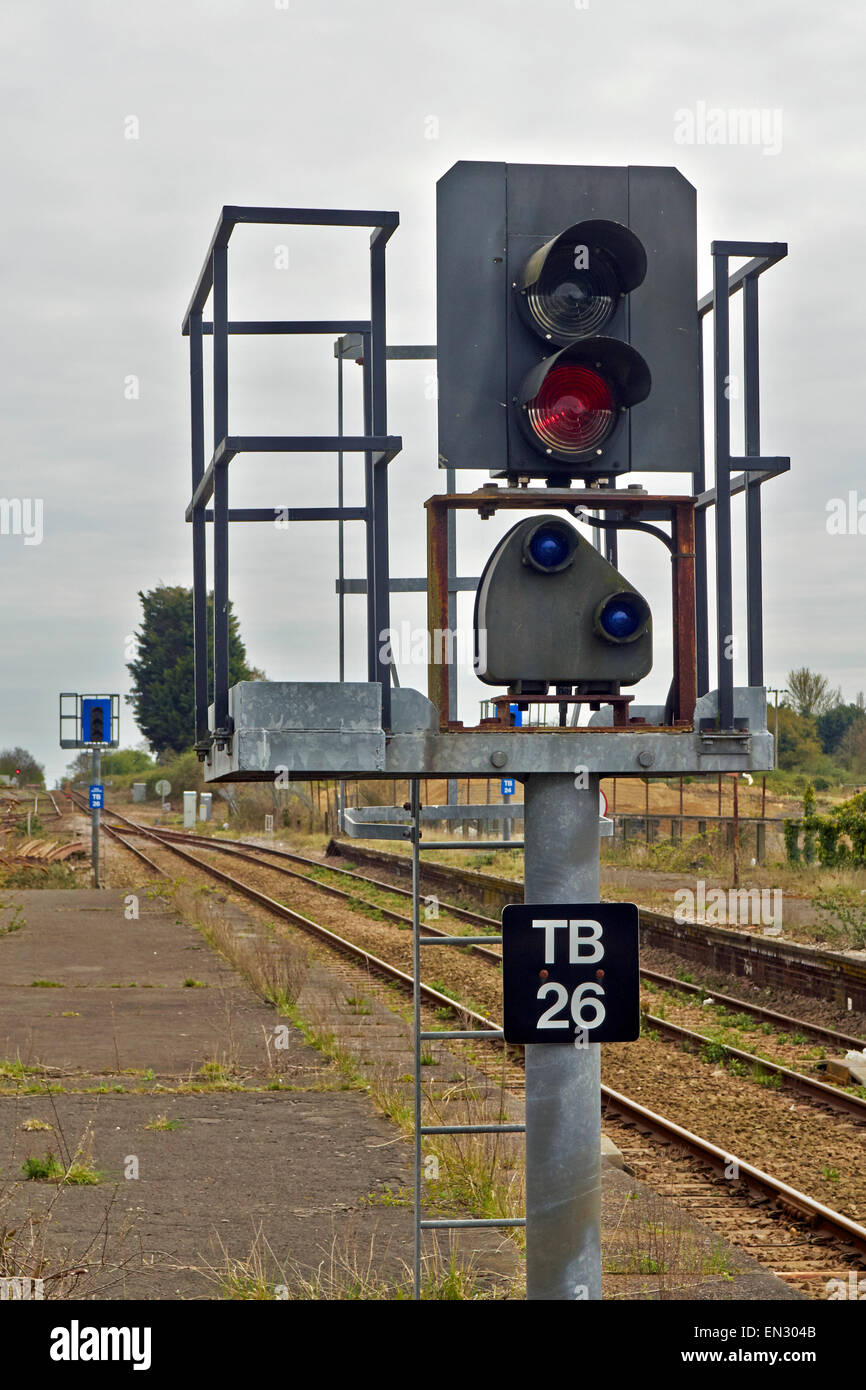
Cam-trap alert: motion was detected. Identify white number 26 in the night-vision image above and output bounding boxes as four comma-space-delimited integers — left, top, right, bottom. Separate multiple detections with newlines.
537, 981, 606, 1031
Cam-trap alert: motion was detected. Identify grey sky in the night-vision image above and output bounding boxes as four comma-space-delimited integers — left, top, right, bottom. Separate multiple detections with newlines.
1, 0, 864, 785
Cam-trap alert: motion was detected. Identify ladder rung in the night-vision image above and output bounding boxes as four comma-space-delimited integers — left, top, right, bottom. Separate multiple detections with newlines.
420, 1029, 503, 1040
420, 935, 502, 945
421, 1217, 525, 1229
421, 1124, 525, 1135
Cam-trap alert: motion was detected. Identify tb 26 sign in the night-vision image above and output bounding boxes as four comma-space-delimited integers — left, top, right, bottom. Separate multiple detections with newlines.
501, 902, 640, 1045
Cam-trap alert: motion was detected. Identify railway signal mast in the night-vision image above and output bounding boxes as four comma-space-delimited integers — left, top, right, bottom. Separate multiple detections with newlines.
59, 693, 119, 887
182, 168, 787, 1299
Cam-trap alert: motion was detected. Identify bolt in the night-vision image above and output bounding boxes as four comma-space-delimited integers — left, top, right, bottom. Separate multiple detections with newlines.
637, 750, 654, 768
491, 750, 508, 768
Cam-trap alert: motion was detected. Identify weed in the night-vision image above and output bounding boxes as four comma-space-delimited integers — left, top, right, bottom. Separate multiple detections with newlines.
145, 1115, 181, 1132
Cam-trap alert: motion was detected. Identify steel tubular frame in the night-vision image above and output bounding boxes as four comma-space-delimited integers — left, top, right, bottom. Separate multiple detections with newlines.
183, 206, 402, 756
694, 242, 789, 728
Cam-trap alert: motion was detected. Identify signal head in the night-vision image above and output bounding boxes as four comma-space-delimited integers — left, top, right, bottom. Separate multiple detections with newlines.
517, 338, 651, 464
517, 219, 648, 346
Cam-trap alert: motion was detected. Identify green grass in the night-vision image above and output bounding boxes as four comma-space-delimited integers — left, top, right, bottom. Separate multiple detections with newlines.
183, 978, 207, 988
22, 1152, 102, 1185
30, 979, 64, 988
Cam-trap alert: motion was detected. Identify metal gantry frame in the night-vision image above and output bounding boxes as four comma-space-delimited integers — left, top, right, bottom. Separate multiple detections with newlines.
182, 207, 403, 757
694, 241, 789, 727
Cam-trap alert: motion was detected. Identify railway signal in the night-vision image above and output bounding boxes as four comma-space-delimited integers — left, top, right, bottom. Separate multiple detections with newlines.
436, 161, 700, 482
58, 692, 119, 887
474, 515, 652, 697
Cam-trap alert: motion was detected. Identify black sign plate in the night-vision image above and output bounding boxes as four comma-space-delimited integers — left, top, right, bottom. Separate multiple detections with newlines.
502, 902, 640, 1045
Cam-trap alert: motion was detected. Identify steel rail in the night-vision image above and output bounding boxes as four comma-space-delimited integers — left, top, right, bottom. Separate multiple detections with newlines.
601, 1085, 866, 1256
642, 1014, 866, 1121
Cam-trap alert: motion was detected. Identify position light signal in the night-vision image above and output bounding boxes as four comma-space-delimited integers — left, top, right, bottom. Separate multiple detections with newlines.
437, 162, 700, 481
474, 516, 652, 695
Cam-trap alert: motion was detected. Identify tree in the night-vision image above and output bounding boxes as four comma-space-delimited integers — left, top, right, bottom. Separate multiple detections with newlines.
0, 747, 45, 786
126, 586, 258, 755
786, 668, 841, 719
776, 707, 824, 771
816, 702, 866, 756
65, 748, 155, 780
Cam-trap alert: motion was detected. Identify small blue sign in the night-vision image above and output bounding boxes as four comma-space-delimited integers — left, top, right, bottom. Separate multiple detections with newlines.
508, 703, 523, 728
501, 777, 516, 798
89, 784, 104, 810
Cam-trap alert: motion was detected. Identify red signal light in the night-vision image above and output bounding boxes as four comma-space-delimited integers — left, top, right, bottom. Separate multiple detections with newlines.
526, 363, 615, 454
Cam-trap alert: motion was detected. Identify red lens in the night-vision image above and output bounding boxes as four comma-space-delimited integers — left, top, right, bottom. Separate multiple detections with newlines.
527, 364, 615, 454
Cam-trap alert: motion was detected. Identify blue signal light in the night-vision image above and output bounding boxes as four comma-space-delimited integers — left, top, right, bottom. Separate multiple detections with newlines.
528, 526, 572, 570
599, 597, 641, 639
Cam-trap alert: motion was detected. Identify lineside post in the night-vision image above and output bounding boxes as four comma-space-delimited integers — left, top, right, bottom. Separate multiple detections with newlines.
524, 772, 602, 1300
91, 748, 101, 889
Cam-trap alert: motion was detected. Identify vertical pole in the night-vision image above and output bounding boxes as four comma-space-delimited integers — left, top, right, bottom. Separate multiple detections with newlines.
743, 274, 764, 687
91, 749, 101, 889
370, 233, 392, 730
337, 350, 346, 824
717, 773, 722, 818
761, 775, 767, 820
337, 351, 346, 684
694, 321, 710, 697
212, 245, 230, 740
524, 773, 601, 1302
190, 312, 209, 750
362, 338, 376, 684
679, 776, 684, 816
732, 774, 740, 889
410, 777, 422, 1300
446, 466, 459, 810
713, 248, 735, 730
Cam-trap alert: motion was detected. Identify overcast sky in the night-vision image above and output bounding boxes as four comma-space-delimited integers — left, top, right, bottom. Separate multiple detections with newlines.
2, 0, 864, 786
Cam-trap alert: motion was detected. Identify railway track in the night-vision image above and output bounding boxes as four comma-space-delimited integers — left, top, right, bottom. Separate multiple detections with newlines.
327, 837, 866, 1016
71, 792, 866, 1290
96, 810, 866, 1054
84, 799, 866, 1118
